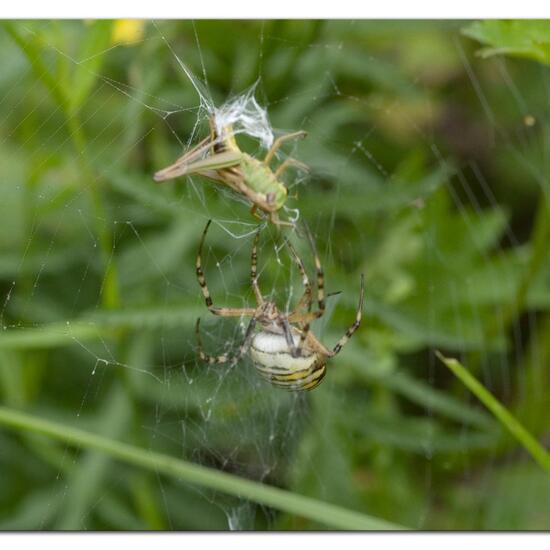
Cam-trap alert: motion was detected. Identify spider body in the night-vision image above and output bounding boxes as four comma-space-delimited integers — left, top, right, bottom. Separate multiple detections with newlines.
194, 220, 365, 391
250, 331, 326, 391
154, 118, 307, 226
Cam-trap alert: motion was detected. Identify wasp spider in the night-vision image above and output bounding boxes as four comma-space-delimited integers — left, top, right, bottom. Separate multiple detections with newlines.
195, 220, 365, 391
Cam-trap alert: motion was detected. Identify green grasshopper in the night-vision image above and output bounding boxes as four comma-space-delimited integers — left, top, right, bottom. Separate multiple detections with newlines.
154, 118, 308, 226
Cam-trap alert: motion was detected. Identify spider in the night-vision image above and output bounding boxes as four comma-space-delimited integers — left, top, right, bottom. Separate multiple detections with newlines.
194, 220, 365, 391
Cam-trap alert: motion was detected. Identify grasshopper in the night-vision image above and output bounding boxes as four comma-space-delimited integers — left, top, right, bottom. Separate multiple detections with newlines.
154, 118, 308, 226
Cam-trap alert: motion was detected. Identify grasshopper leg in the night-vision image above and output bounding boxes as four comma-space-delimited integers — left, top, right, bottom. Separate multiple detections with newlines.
264, 131, 307, 165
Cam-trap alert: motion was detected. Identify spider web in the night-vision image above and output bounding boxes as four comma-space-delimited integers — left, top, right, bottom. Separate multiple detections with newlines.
1, 20, 550, 530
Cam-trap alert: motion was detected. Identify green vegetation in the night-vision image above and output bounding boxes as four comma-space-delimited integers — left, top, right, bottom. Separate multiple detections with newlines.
1, 20, 550, 530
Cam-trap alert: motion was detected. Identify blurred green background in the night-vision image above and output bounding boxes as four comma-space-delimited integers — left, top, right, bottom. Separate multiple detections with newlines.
1, 19, 550, 530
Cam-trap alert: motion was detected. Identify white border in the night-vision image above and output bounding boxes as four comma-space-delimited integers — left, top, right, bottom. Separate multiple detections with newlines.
2, 5, 550, 544
1, 534, 550, 549
2, 0, 550, 19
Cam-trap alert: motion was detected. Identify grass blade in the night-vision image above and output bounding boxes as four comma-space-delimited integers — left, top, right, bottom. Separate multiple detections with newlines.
436, 351, 550, 473
0, 406, 405, 531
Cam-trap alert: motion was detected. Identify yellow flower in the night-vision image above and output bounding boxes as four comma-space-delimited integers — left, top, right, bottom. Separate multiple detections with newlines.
111, 19, 146, 46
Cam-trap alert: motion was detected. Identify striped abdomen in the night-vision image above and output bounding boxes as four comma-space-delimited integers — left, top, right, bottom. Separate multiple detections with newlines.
250, 332, 326, 391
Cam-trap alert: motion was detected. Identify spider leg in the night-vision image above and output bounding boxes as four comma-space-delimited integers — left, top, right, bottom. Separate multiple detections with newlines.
250, 229, 264, 305
196, 220, 256, 317
288, 228, 325, 323
296, 322, 311, 357
330, 274, 365, 356
284, 239, 312, 320
230, 318, 258, 366
282, 319, 303, 358
195, 318, 229, 364
311, 234, 326, 317
196, 317, 257, 366
300, 325, 332, 357
264, 131, 307, 166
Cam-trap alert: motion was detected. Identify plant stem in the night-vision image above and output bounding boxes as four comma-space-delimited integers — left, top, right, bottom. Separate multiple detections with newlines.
487, 194, 550, 343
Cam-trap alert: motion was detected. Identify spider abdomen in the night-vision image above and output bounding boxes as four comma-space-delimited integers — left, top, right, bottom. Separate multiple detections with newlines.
250, 332, 326, 391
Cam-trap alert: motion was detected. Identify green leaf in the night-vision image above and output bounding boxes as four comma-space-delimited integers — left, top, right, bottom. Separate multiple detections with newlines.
463, 20, 550, 67
0, 305, 204, 350
3, 21, 69, 111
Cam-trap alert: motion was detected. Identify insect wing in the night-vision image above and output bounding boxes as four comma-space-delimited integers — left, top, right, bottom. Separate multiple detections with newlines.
154, 150, 242, 182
